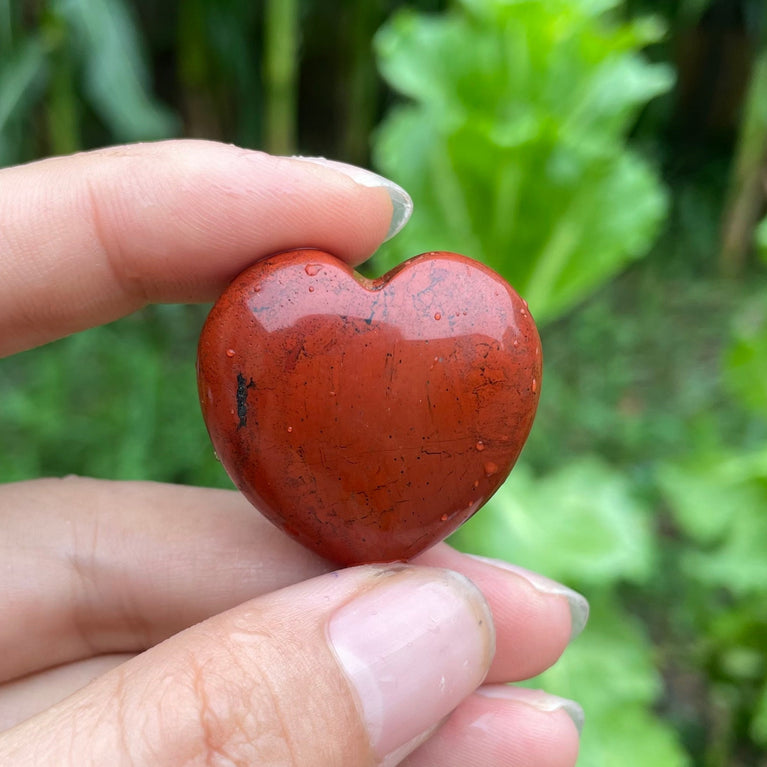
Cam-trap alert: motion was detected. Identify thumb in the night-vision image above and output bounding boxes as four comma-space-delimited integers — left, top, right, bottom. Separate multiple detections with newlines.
0, 565, 494, 767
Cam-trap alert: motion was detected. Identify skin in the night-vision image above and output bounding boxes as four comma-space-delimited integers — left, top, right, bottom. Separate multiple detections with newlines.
0, 140, 581, 767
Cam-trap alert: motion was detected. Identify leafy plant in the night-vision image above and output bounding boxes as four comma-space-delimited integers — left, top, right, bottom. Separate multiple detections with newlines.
647, 283, 767, 763
535, 593, 692, 767
724, 291, 767, 422
54, 0, 177, 141
372, 0, 673, 321
452, 457, 691, 766
0, 32, 49, 163
372, 6, 689, 758
3, 1, 767, 763
0, 0, 176, 165
0, 306, 230, 488
453, 457, 654, 586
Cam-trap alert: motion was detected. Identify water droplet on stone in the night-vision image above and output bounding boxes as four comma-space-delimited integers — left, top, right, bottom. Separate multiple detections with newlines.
305, 264, 322, 276
484, 461, 499, 477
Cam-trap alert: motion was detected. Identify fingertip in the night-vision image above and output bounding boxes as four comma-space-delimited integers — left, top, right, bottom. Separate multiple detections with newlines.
403, 685, 582, 767
288, 156, 413, 244
477, 685, 584, 736
0, 564, 495, 767
0, 140, 407, 353
464, 556, 589, 642
415, 546, 577, 682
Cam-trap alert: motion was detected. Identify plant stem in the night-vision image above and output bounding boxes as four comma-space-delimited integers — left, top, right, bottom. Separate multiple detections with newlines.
719, 46, 767, 276
264, 0, 299, 155
46, 48, 80, 155
341, 0, 382, 165
0, 0, 13, 54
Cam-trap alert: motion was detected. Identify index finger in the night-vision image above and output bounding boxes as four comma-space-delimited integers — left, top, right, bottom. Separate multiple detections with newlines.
0, 140, 409, 356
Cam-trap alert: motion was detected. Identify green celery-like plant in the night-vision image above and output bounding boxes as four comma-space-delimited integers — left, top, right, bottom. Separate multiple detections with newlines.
374, 3, 687, 761
372, 0, 673, 322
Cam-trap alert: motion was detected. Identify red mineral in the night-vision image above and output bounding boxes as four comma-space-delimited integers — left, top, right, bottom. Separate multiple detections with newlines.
197, 249, 541, 565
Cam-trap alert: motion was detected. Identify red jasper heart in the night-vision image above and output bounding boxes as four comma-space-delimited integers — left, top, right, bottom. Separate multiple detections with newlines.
197, 249, 541, 565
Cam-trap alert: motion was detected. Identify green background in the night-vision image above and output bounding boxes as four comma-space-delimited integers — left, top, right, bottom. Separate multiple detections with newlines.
2, 0, 767, 764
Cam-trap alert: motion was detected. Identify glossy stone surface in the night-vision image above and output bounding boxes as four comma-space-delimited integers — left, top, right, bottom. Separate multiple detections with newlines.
197, 249, 542, 565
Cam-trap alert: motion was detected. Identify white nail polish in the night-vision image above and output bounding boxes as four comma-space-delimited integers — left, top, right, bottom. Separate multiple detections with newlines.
291, 156, 413, 241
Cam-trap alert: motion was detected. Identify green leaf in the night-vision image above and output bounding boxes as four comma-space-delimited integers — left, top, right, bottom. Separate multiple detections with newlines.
375, 12, 459, 114
524, 150, 669, 317
0, 39, 47, 130
459, 0, 625, 25
659, 450, 767, 595
0, 37, 48, 135
658, 461, 753, 544
451, 456, 654, 586
577, 704, 691, 767
724, 292, 767, 417
563, 54, 674, 147
53, 0, 177, 140
373, 0, 670, 322
532, 592, 690, 767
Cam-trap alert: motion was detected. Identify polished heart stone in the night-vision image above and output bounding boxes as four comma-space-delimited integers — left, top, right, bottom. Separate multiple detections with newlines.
197, 249, 541, 565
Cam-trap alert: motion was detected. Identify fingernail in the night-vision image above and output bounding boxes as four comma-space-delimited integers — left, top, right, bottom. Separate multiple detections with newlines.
291, 156, 413, 241
328, 568, 494, 765
477, 685, 585, 734
467, 555, 589, 640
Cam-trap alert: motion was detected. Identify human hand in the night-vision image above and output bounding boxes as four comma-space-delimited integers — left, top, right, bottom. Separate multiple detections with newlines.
0, 141, 587, 766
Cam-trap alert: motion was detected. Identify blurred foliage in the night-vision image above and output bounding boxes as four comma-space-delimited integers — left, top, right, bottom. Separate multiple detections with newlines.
0, 305, 229, 486
454, 262, 767, 764
758, 215, 767, 261
372, 0, 673, 322
2, 0, 767, 765
0, 0, 177, 162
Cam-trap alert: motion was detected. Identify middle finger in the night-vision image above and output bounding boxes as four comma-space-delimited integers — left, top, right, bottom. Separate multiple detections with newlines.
0, 477, 586, 684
